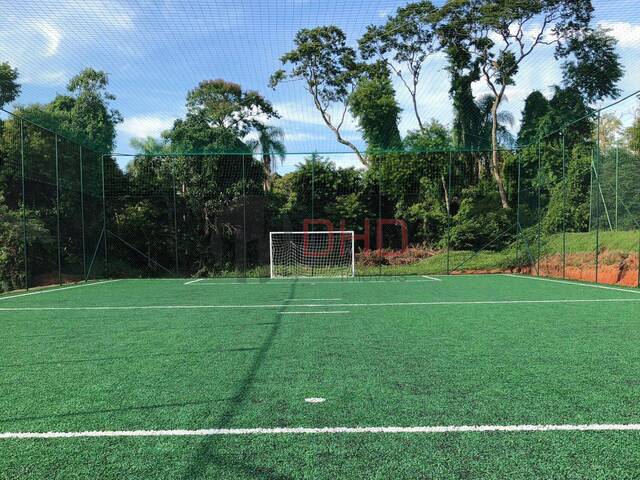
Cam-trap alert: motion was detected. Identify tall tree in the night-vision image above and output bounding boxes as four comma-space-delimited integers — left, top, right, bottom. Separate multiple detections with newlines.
0, 62, 20, 109
270, 26, 367, 165
246, 124, 286, 191
64, 68, 123, 153
186, 80, 278, 138
440, 0, 594, 208
359, 1, 439, 131
559, 27, 623, 104
349, 62, 403, 151
517, 91, 550, 146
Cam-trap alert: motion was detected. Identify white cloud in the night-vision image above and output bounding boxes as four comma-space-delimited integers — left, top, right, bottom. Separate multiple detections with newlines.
117, 115, 175, 139
34, 20, 61, 56
599, 21, 640, 48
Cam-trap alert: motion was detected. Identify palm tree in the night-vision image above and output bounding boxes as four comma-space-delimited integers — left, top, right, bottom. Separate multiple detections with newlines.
247, 125, 286, 191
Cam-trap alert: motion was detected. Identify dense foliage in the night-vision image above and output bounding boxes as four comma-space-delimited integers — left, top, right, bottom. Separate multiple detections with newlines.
0, 0, 637, 287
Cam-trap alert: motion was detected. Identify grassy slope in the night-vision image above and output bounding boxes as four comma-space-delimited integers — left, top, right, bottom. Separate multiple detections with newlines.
362, 230, 640, 276
1, 277, 640, 478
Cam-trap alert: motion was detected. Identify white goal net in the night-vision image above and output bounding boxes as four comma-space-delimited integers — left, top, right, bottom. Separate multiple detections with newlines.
269, 231, 355, 278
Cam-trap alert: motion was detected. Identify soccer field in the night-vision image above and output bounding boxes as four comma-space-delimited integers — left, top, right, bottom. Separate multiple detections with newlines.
1, 274, 640, 479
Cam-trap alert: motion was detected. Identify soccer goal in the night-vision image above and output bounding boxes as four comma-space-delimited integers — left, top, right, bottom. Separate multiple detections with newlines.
269, 231, 355, 278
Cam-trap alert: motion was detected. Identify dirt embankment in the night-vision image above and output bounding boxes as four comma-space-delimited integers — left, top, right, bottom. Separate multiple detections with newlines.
456, 250, 639, 287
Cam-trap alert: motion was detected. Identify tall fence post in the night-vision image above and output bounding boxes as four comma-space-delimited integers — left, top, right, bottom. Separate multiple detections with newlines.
20, 119, 28, 291
561, 130, 567, 279
515, 149, 521, 268
446, 150, 452, 275
615, 144, 619, 230
101, 154, 108, 276
242, 154, 247, 277
79, 146, 87, 281
536, 141, 541, 276
55, 134, 62, 285
594, 113, 601, 284
172, 158, 179, 277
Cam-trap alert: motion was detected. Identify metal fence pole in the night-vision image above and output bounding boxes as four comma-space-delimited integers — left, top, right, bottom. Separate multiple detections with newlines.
55, 134, 62, 285
79, 146, 87, 281
446, 150, 452, 275
615, 144, 619, 230
515, 149, 521, 267
172, 159, 179, 277
20, 119, 28, 290
242, 154, 247, 277
536, 141, 541, 276
101, 154, 108, 276
594, 113, 601, 283
561, 130, 567, 279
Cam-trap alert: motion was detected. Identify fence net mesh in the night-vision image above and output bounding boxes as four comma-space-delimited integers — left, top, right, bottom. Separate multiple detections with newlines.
1, 95, 639, 291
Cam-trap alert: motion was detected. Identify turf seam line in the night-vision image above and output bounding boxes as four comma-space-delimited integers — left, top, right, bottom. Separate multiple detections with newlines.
1, 298, 638, 311
502, 274, 640, 294
3, 423, 640, 439
0, 280, 121, 302
188, 280, 438, 285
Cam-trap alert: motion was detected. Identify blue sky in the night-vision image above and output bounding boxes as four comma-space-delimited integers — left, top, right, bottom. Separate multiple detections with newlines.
2, 0, 639, 171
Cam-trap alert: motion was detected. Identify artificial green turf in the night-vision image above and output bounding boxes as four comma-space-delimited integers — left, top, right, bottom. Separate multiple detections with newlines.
1, 275, 639, 478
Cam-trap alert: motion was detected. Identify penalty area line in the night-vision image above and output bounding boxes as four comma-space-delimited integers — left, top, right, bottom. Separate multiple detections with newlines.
3, 423, 640, 439
184, 278, 204, 285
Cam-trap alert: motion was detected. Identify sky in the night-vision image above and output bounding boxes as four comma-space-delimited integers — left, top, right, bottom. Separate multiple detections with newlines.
1, 0, 639, 172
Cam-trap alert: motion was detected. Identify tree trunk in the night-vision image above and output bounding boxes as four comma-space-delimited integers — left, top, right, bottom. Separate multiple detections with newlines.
263, 153, 272, 192
441, 173, 450, 215
490, 101, 509, 209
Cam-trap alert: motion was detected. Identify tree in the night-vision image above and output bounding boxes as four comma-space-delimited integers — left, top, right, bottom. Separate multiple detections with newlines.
559, 27, 623, 103
246, 124, 286, 191
270, 26, 367, 165
626, 105, 640, 153
349, 62, 403, 151
597, 113, 623, 152
64, 68, 123, 153
0, 62, 20, 109
359, 1, 439, 131
186, 80, 278, 138
440, 0, 594, 208
518, 91, 550, 146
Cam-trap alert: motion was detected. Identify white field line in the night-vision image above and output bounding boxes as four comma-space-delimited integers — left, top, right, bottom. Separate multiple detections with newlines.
281, 311, 350, 315
286, 298, 342, 301
422, 275, 442, 281
0, 280, 120, 302
189, 279, 439, 286
3, 423, 640, 440
502, 274, 640, 295
184, 278, 204, 285
1, 298, 639, 312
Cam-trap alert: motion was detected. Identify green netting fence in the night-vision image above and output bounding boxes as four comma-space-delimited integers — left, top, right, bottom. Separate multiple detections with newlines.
1, 94, 639, 292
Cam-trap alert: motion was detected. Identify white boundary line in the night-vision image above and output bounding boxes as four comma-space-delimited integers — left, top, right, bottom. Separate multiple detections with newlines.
1, 298, 638, 312
2, 423, 640, 439
188, 279, 440, 286
502, 274, 640, 295
184, 278, 204, 285
422, 275, 442, 281
286, 298, 342, 301
282, 311, 350, 315
0, 280, 120, 302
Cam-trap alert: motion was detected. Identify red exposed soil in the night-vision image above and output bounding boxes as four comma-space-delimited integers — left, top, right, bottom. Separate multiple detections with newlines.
455, 251, 639, 287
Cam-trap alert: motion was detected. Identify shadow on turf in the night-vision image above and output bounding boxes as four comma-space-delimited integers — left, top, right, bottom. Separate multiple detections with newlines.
178, 282, 300, 480
0, 398, 232, 425
0, 347, 258, 369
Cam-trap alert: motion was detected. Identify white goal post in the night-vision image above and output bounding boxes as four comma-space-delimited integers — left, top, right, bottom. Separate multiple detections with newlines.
269, 231, 355, 278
